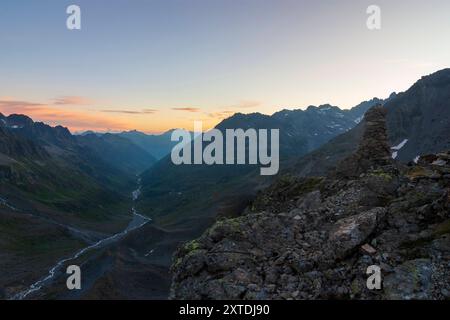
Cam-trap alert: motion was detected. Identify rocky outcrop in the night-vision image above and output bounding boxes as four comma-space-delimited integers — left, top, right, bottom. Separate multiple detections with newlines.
330, 207, 386, 259
170, 106, 450, 300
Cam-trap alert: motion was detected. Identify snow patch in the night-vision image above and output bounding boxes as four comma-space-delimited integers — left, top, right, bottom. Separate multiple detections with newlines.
413, 156, 420, 164
132, 188, 141, 201
354, 116, 363, 124
145, 249, 155, 257
327, 124, 342, 129
317, 107, 332, 115
391, 139, 408, 151
391, 139, 408, 159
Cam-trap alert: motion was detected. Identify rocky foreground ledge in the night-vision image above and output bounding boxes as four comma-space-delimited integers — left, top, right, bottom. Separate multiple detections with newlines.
170, 106, 450, 300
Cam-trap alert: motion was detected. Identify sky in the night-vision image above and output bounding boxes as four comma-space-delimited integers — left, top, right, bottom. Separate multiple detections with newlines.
0, 0, 449, 133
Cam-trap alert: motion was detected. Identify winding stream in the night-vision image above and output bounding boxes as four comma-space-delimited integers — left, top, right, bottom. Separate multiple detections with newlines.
11, 184, 150, 300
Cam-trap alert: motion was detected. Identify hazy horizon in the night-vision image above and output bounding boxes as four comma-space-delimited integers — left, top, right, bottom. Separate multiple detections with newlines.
0, 73, 430, 135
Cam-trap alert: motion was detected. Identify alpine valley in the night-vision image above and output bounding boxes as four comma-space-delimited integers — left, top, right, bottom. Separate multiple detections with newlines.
1, 69, 450, 300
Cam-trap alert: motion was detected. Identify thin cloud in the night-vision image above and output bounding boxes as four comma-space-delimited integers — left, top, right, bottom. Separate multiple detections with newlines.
53, 96, 93, 105
172, 107, 201, 112
44, 112, 130, 132
228, 100, 262, 109
0, 99, 43, 108
0, 99, 49, 116
0, 98, 131, 132
102, 109, 158, 114
207, 110, 235, 119
203, 100, 262, 121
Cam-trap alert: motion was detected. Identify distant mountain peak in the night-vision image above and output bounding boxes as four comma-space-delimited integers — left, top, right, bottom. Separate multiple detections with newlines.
5, 114, 34, 127
76, 130, 100, 136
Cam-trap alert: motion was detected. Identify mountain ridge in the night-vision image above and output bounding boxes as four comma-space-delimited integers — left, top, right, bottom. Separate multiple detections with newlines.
291, 68, 450, 177
170, 104, 450, 300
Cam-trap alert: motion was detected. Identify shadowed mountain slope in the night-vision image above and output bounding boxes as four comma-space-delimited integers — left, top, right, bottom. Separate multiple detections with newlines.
170, 104, 450, 300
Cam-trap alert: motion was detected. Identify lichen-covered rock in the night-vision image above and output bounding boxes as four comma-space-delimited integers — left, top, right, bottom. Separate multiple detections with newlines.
330, 208, 385, 258
383, 259, 434, 300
